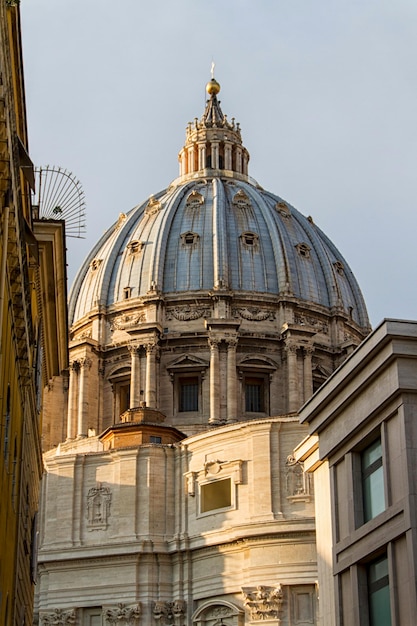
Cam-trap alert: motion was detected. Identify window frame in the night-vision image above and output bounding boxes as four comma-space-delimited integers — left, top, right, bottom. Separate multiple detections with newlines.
199, 477, 234, 516
360, 436, 386, 524
367, 553, 392, 626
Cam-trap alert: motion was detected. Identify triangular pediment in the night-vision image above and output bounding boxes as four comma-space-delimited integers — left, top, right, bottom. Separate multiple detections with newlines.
167, 354, 209, 371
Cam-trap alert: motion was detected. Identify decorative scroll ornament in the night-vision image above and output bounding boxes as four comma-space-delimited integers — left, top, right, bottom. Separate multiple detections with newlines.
40, 608, 77, 625
146, 195, 162, 215
111, 312, 146, 330
152, 600, 186, 624
115, 213, 127, 229
233, 307, 274, 321
242, 585, 284, 621
104, 603, 141, 625
90, 258, 102, 271
87, 484, 112, 530
167, 305, 209, 321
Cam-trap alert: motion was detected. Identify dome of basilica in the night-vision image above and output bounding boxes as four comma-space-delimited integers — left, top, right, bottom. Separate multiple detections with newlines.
57, 76, 371, 446
69, 81, 368, 331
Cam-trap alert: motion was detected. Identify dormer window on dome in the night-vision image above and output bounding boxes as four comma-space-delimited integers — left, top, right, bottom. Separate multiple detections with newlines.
185, 190, 204, 208
181, 231, 199, 247
178, 76, 250, 180
233, 189, 252, 210
241, 232, 259, 248
296, 243, 311, 258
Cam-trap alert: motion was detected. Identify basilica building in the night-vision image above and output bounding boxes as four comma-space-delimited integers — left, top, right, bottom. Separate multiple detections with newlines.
35, 77, 370, 626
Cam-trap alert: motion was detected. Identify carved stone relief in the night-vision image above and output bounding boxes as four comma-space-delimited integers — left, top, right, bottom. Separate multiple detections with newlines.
153, 600, 186, 625
294, 313, 328, 333
104, 604, 141, 625
87, 483, 112, 530
232, 307, 275, 321
39, 608, 77, 625
285, 455, 313, 502
242, 585, 284, 621
146, 196, 162, 215
193, 603, 242, 626
111, 312, 146, 330
166, 305, 210, 321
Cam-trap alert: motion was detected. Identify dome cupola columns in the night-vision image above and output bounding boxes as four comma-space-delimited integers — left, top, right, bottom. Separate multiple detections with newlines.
178, 76, 250, 180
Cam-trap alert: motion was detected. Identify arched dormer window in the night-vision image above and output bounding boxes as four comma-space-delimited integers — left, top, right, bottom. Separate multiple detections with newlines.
232, 189, 252, 210
185, 190, 204, 208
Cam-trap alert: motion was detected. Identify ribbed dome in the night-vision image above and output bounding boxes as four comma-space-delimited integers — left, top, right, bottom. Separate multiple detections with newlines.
69, 178, 368, 328
69, 78, 369, 332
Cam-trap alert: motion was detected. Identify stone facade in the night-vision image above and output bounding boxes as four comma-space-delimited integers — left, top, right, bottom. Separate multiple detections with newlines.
35, 78, 371, 625
37, 418, 318, 626
297, 319, 417, 625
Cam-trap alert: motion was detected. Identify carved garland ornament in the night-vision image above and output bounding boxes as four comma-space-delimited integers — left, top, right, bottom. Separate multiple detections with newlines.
111, 312, 146, 330
104, 604, 142, 625
232, 307, 275, 321
40, 609, 77, 625
166, 305, 209, 321
242, 585, 284, 621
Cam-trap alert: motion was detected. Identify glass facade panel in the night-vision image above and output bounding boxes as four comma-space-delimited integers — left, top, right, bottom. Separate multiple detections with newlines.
362, 438, 385, 522
368, 555, 391, 626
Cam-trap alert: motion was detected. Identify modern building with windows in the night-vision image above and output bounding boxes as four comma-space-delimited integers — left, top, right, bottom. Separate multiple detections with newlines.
297, 318, 417, 626
35, 77, 371, 626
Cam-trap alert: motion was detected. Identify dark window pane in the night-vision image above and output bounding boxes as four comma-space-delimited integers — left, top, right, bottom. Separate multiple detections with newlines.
180, 377, 198, 412
362, 438, 385, 522
368, 555, 391, 626
245, 378, 264, 412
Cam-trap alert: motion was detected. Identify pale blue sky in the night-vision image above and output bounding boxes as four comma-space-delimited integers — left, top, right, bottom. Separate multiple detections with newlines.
21, 0, 417, 326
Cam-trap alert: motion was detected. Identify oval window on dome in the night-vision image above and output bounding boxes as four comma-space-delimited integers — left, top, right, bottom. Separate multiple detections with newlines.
127, 240, 144, 254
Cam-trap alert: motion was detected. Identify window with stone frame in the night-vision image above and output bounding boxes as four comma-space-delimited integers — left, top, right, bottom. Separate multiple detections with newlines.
200, 477, 232, 513
185, 459, 243, 518
367, 553, 391, 626
109, 371, 131, 421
